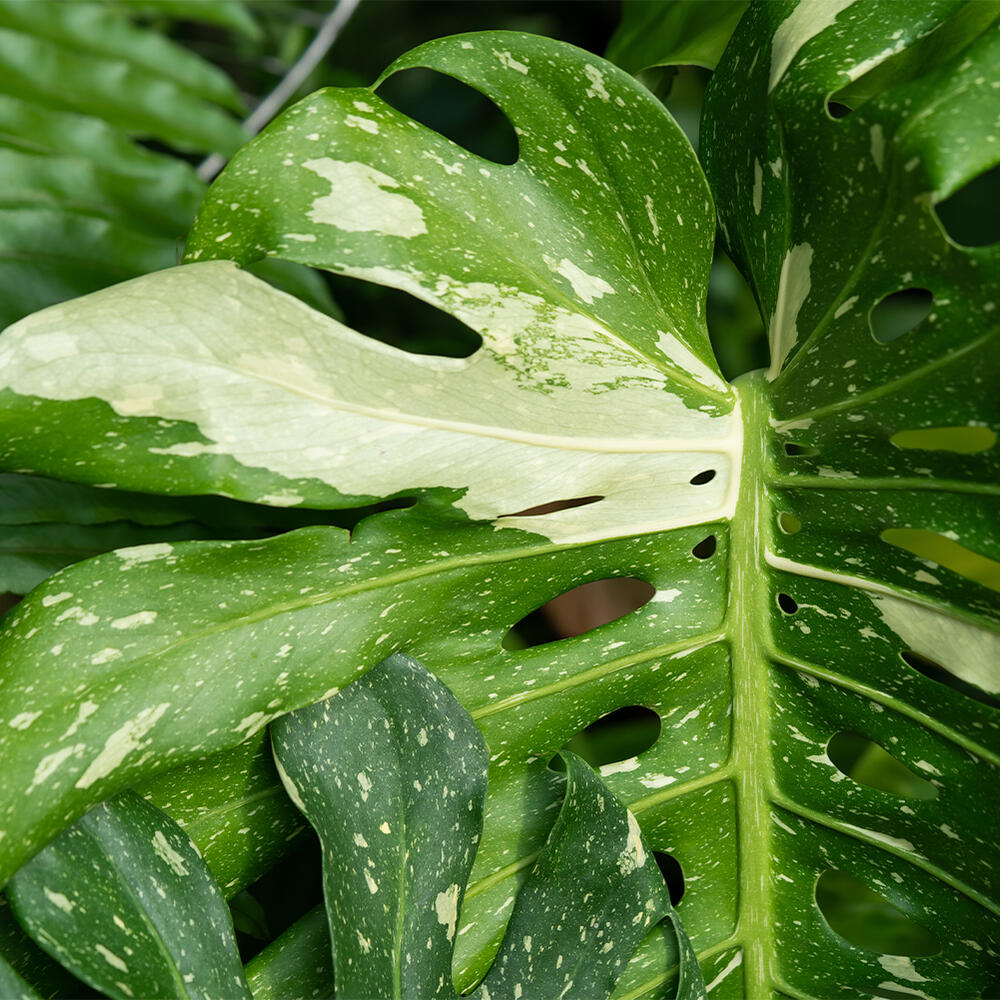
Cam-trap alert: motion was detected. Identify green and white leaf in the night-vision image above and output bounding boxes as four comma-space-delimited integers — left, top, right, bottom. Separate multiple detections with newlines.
0, 10, 997, 998
6, 791, 250, 1000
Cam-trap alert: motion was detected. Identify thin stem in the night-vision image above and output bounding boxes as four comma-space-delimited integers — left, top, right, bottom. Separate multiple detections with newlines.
197, 0, 362, 183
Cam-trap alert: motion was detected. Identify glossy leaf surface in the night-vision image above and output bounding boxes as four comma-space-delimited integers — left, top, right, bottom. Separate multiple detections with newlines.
7, 792, 250, 1000
0, 9, 997, 999
272, 652, 700, 999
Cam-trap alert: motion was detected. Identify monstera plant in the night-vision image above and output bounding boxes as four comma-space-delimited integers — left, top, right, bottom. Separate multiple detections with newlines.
0, 1, 998, 998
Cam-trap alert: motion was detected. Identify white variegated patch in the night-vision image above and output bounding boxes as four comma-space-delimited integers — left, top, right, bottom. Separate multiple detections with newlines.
0, 262, 740, 544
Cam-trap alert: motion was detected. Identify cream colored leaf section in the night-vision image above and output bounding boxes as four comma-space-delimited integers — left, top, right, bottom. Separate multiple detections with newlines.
0, 262, 740, 544
870, 593, 1000, 697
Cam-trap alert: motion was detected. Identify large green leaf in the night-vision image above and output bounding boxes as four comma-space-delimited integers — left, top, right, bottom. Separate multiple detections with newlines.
7, 791, 250, 1000
0, 11, 997, 998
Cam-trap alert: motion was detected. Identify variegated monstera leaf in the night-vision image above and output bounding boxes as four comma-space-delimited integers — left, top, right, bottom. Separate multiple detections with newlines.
0, 3, 998, 997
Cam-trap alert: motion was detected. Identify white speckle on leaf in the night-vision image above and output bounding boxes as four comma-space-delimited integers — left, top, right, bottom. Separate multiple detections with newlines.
152, 830, 189, 876
870, 123, 885, 171
115, 543, 173, 568
769, 0, 857, 92
435, 883, 460, 940
618, 810, 647, 874
95, 945, 128, 973
303, 159, 427, 238
752, 160, 763, 214
344, 114, 379, 134
110, 611, 157, 630
878, 956, 928, 983
8, 711, 41, 731
43, 887, 75, 913
493, 49, 528, 74
599, 757, 640, 776
652, 588, 682, 603
274, 756, 306, 812
768, 244, 813, 378
75, 703, 170, 789
364, 870, 379, 894
546, 257, 614, 304
584, 64, 610, 100
42, 592, 73, 607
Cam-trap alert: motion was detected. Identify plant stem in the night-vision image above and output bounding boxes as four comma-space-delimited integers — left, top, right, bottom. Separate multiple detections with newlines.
729, 371, 777, 995
197, 0, 362, 183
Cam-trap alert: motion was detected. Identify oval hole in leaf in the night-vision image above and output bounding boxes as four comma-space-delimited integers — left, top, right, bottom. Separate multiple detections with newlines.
502, 578, 655, 649
934, 163, 1000, 247
323, 272, 482, 358
499, 495, 604, 518
376, 67, 519, 165
652, 851, 685, 906
890, 425, 997, 454
880, 527, 1000, 592
901, 650, 1000, 712
690, 469, 716, 485
825, 100, 852, 119
777, 593, 798, 614
551, 706, 661, 772
815, 869, 940, 956
826, 731, 938, 800
778, 512, 801, 535
869, 288, 933, 343
783, 442, 816, 457
691, 535, 716, 559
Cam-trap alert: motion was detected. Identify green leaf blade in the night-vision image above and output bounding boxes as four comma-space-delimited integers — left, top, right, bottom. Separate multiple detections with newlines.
7, 791, 250, 1000
272, 652, 489, 1000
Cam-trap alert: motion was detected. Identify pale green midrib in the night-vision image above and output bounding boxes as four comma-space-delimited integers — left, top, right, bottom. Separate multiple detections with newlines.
728, 373, 776, 996
42, 347, 735, 454
771, 649, 1000, 768
772, 793, 1000, 918
771, 147, 899, 384
470, 630, 724, 720
463, 768, 732, 903
769, 474, 1000, 497
772, 328, 996, 424
16, 526, 722, 698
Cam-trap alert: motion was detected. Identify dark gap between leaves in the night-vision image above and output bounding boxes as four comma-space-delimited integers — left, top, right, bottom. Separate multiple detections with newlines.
777, 593, 798, 615
549, 705, 661, 772
503, 578, 655, 649
376, 67, 518, 165
935, 163, 1000, 247
653, 851, 685, 906
826, 731, 938, 799
902, 650, 1000, 711
499, 495, 603, 518
323, 272, 482, 358
689, 469, 716, 485
869, 288, 933, 344
815, 869, 940, 956
692, 535, 716, 559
